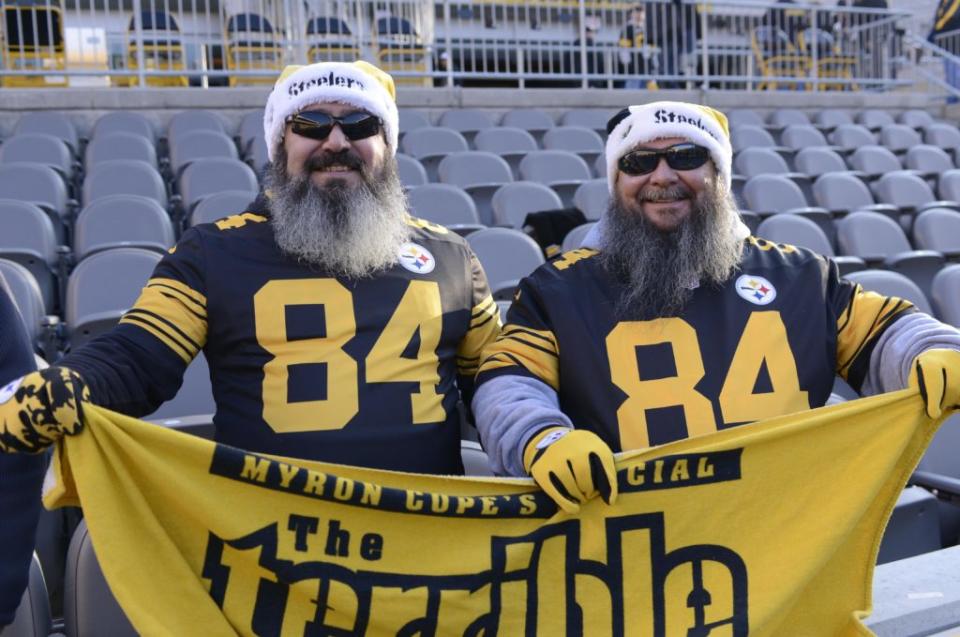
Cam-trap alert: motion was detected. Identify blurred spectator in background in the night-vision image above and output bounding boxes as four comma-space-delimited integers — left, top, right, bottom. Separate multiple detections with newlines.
618, 4, 656, 89
571, 15, 606, 88
645, 0, 700, 88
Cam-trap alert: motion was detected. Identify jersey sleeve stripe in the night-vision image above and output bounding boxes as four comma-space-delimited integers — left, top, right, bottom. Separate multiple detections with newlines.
503, 325, 558, 350
120, 315, 194, 363
157, 291, 206, 321
124, 308, 203, 354
471, 296, 496, 321
477, 347, 560, 390
457, 297, 503, 376
147, 278, 207, 314
500, 334, 559, 358
836, 288, 914, 377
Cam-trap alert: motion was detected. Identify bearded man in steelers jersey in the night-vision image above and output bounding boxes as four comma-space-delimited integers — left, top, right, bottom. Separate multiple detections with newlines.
0, 61, 500, 475
473, 101, 960, 513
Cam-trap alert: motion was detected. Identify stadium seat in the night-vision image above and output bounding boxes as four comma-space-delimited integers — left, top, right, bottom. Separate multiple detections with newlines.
542, 126, 604, 169
406, 183, 484, 234
593, 154, 607, 180
0, 200, 59, 312
573, 179, 609, 221
879, 124, 923, 155
396, 153, 428, 188
189, 190, 257, 227
911, 410, 960, 546
938, 169, 960, 202
166, 110, 228, 142
559, 109, 610, 135
0, 163, 71, 240
756, 214, 866, 274
73, 195, 175, 261
438, 109, 495, 145
898, 109, 936, 130
518, 150, 592, 207
768, 108, 811, 129
84, 132, 158, 171
398, 109, 431, 136
168, 130, 239, 178
0, 259, 48, 348
246, 136, 270, 176
14, 112, 79, 155
812, 172, 898, 219
466, 227, 544, 299
793, 147, 866, 181
913, 208, 960, 259
65, 247, 162, 349
461, 440, 493, 477
236, 109, 264, 155
146, 352, 215, 419
847, 145, 908, 180
91, 111, 156, 143
837, 212, 944, 298
779, 124, 839, 153
923, 123, 960, 160
739, 210, 761, 234
814, 108, 854, 132
64, 520, 137, 637
856, 109, 895, 132
561, 222, 596, 252
742, 174, 833, 239
501, 109, 555, 142
734, 147, 812, 198
829, 124, 877, 151
400, 127, 469, 182
931, 264, 960, 327
0, 133, 74, 183
843, 269, 933, 314
491, 181, 563, 229
872, 171, 959, 217
905, 145, 955, 182
178, 158, 258, 213
730, 125, 791, 159
473, 127, 538, 179
1, 553, 52, 637
438, 151, 513, 226
727, 109, 766, 129
82, 160, 167, 209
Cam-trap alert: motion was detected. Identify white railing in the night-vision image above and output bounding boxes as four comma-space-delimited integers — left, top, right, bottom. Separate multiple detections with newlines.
0, 0, 913, 90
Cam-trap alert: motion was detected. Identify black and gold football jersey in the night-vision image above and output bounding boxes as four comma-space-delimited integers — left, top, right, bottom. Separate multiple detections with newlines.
63, 200, 500, 474
476, 237, 914, 452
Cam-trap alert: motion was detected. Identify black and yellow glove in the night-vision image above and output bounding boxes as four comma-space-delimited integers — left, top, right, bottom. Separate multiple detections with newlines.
910, 349, 960, 419
0, 367, 89, 453
523, 426, 618, 514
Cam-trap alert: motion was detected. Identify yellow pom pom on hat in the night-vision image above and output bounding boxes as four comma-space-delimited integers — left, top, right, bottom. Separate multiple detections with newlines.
263, 60, 399, 162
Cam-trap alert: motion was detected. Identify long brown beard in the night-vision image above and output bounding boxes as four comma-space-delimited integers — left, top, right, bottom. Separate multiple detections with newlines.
599, 182, 744, 321
265, 147, 411, 278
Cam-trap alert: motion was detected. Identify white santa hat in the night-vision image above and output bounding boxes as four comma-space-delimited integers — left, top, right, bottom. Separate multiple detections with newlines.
263, 60, 399, 163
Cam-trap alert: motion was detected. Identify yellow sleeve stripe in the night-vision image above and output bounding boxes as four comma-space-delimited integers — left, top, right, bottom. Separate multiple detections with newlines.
457, 300, 502, 376
120, 314, 195, 363
147, 278, 207, 315
470, 296, 498, 327
118, 283, 208, 363
503, 325, 558, 353
478, 348, 560, 390
836, 286, 913, 376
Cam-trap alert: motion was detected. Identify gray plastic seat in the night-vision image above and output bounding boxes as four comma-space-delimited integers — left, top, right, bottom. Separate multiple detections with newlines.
911, 409, 960, 546
65, 247, 162, 349
904, 145, 955, 181
573, 179, 609, 221
829, 124, 877, 151
396, 153, 428, 188
14, 112, 79, 155
178, 158, 258, 213
400, 127, 469, 181
246, 136, 270, 175
561, 222, 597, 252
734, 147, 812, 197
727, 109, 766, 128
769, 109, 811, 129
0, 259, 47, 345
847, 145, 905, 179
542, 126, 604, 168
812, 172, 897, 218
399, 109, 431, 136
91, 111, 156, 143
730, 125, 790, 156
64, 520, 137, 637
473, 127, 538, 179
939, 169, 960, 201
146, 352, 215, 419
0, 163, 70, 238
932, 264, 960, 327
1, 553, 52, 637
236, 109, 265, 155
742, 174, 831, 233
501, 109, 555, 141
406, 183, 483, 234
560, 109, 610, 135
837, 211, 944, 299
189, 190, 257, 227
438, 109, 495, 145
74, 195, 175, 261
0, 133, 73, 181
169, 130, 239, 177
913, 208, 960, 259
879, 124, 923, 154
519, 150, 592, 207
843, 269, 933, 315
0, 200, 59, 311
793, 147, 860, 180
83, 160, 167, 209
466, 227, 545, 299
924, 123, 960, 157
757, 214, 834, 255
166, 110, 227, 142
438, 151, 513, 225
491, 181, 563, 229
779, 124, 836, 152
461, 440, 494, 477
814, 109, 854, 131
898, 109, 936, 130
872, 171, 958, 215
84, 132, 158, 171
857, 109, 896, 132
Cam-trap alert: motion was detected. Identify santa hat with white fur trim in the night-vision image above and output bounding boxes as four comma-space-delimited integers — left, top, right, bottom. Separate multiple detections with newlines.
263, 60, 399, 163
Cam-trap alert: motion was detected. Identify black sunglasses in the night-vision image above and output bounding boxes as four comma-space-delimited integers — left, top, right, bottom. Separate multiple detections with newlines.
289, 111, 382, 141
618, 143, 710, 176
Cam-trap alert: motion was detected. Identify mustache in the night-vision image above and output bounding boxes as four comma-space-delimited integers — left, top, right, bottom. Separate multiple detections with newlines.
636, 184, 693, 203
303, 150, 364, 172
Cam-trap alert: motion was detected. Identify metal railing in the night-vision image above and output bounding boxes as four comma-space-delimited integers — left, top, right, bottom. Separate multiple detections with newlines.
909, 30, 960, 102
0, 0, 913, 90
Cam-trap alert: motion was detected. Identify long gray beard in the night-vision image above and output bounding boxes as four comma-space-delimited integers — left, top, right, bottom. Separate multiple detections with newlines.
266, 153, 411, 278
600, 184, 744, 321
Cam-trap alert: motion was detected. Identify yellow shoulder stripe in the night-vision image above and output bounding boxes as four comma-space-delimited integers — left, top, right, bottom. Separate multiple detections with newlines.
215, 213, 267, 231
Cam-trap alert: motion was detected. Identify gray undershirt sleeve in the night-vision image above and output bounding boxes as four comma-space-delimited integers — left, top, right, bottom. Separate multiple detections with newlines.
472, 375, 573, 477
861, 312, 960, 396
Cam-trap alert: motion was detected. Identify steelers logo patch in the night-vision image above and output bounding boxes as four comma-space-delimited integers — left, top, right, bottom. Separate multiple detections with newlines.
735, 274, 777, 306
398, 242, 436, 274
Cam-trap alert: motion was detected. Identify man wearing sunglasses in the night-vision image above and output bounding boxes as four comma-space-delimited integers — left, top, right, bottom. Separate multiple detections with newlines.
472, 101, 960, 514
0, 61, 501, 479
